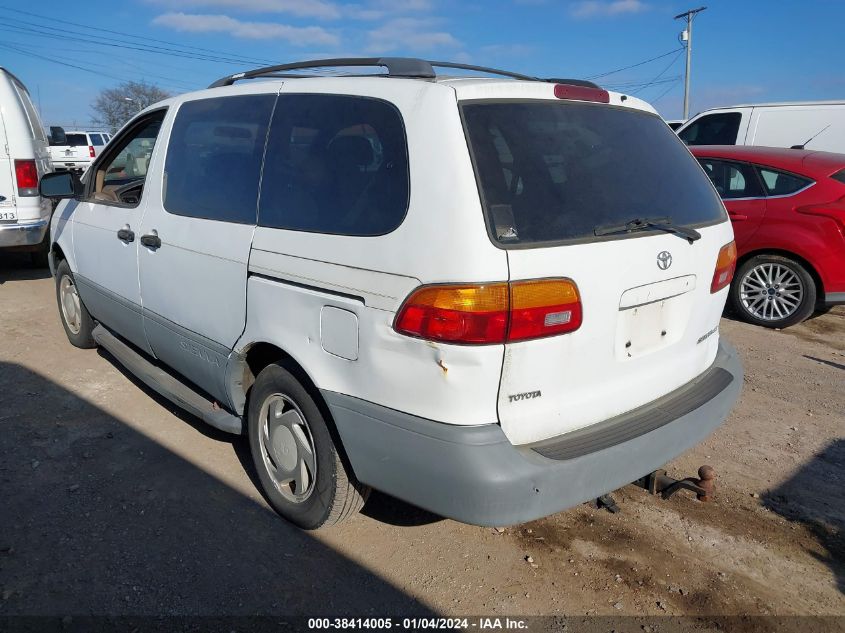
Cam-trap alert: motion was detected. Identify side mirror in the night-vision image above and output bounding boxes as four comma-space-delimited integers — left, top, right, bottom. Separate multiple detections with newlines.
49, 126, 67, 146
39, 171, 82, 199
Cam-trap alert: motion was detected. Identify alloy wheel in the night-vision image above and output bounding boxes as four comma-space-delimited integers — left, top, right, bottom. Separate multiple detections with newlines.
739, 262, 804, 322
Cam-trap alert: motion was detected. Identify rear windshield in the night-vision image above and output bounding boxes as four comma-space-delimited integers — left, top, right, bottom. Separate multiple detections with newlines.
65, 134, 88, 146
462, 101, 726, 246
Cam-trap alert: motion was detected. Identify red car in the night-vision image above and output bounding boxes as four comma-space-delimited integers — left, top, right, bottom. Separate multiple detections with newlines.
690, 145, 845, 328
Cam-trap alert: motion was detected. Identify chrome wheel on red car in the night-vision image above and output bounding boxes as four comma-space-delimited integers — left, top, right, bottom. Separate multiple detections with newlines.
731, 254, 817, 329
739, 262, 804, 321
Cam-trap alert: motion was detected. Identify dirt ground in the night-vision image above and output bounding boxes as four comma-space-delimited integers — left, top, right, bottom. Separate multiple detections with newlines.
1, 253, 843, 628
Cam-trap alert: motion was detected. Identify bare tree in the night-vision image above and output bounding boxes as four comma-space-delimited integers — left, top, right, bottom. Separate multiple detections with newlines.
91, 81, 170, 133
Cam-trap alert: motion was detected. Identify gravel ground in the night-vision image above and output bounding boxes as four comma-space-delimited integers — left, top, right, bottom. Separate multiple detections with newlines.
1, 254, 842, 629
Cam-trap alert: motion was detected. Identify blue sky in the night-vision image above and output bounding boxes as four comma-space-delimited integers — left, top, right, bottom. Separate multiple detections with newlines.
2, 0, 842, 128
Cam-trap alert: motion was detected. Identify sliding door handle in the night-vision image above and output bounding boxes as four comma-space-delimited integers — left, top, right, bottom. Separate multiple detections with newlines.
117, 225, 134, 243
140, 230, 161, 249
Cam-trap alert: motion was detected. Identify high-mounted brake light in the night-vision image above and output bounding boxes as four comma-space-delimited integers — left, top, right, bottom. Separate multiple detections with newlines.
711, 241, 737, 293
88, 145, 96, 158
554, 83, 610, 104
394, 279, 582, 345
14, 159, 38, 196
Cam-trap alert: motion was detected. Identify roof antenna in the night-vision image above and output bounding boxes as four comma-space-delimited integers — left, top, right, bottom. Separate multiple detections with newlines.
790, 124, 830, 150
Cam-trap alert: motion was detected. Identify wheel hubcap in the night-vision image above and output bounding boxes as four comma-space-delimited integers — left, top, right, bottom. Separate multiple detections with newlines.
259, 394, 316, 503
59, 276, 82, 335
739, 263, 803, 321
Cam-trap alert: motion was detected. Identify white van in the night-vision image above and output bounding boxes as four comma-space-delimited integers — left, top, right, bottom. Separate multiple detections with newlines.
39, 58, 742, 529
676, 101, 845, 153
0, 67, 53, 265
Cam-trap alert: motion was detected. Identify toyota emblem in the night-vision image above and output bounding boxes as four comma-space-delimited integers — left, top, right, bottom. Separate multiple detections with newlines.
656, 251, 672, 270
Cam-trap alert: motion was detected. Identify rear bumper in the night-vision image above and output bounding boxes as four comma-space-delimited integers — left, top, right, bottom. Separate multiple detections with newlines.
325, 338, 743, 526
0, 218, 49, 249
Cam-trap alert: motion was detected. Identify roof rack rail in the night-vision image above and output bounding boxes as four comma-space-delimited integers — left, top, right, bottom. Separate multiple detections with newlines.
208, 57, 599, 89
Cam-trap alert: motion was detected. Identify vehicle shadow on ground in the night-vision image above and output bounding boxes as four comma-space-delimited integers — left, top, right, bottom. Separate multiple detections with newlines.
0, 253, 50, 284
763, 439, 845, 596
0, 361, 434, 617
98, 348, 444, 529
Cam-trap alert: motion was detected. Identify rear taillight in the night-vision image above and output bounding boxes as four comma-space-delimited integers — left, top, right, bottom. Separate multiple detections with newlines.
711, 241, 737, 293
394, 279, 582, 345
393, 283, 508, 344
796, 195, 845, 232
554, 83, 610, 103
509, 279, 582, 341
14, 159, 38, 196
89, 145, 95, 158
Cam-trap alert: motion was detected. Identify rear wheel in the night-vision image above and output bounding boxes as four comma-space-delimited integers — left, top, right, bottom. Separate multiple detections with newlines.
54, 259, 96, 348
730, 254, 816, 328
247, 363, 369, 529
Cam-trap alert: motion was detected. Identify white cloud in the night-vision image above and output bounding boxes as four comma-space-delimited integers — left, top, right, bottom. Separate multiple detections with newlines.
570, 0, 649, 18
148, 0, 342, 19
366, 17, 460, 53
152, 12, 339, 45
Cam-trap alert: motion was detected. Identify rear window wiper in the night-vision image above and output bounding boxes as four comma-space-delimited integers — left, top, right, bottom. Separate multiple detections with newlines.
594, 216, 702, 244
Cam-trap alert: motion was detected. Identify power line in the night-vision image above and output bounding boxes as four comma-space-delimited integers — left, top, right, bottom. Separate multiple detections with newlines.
586, 48, 684, 80
0, 38, 202, 90
630, 49, 685, 95
0, 43, 193, 94
0, 6, 277, 66
0, 18, 267, 66
604, 76, 682, 90
653, 78, 682, 104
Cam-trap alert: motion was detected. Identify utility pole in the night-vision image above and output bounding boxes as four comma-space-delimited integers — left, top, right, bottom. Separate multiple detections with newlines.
674, 6, 706, 120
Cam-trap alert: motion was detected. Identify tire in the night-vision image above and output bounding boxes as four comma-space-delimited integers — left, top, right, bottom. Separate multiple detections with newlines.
730, 254, 817, 328
247, 362, 370, 529
54, 259, 97, 348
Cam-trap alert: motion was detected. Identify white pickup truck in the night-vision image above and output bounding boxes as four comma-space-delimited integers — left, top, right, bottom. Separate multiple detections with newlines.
48, 130, 107, 173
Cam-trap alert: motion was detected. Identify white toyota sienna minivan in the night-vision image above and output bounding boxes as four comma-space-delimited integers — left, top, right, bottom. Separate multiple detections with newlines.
39, 58, 742, 530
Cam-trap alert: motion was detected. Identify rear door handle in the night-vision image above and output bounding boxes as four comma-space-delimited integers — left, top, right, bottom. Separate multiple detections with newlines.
140, 230, 161, 249
117, 225, 135, 243
727, 212, 748, 221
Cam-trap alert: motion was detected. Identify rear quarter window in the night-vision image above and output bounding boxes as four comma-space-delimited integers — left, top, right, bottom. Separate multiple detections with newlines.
462, 100, 725, 246
258, 94, 409, 236
758, 167, 813, 196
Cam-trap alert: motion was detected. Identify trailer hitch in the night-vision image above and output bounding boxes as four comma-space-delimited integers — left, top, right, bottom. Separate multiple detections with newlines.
634, 465, 715, 502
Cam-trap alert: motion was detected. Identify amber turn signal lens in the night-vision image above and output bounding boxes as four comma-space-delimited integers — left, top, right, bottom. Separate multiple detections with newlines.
711, 241, 737, 293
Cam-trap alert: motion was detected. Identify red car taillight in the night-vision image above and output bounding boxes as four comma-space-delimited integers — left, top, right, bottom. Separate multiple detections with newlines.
88, 145, 95, 158
14, 159, 38, 196
394, 279, 582, 345
711, 241, 737, 293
